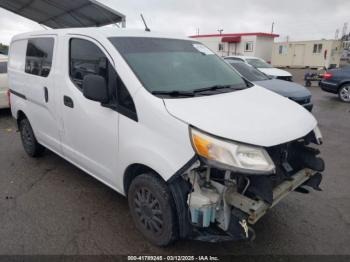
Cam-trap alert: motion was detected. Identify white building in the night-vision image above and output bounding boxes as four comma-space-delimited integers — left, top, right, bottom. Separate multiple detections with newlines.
341, 34, 350, 62
272, 39, 343, 69
190, 33, 279, 62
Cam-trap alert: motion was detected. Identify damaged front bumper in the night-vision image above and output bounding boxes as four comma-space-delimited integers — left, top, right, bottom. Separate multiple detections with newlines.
225, 168, 322, 225
169, 137, 325, 242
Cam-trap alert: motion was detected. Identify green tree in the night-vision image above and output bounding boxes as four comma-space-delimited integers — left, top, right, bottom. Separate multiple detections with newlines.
0, 43, 9, 55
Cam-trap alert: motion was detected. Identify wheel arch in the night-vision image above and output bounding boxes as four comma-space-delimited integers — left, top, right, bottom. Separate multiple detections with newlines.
16, 110, 28, 127
123, 163, 164, 196
338, 81, 350, 91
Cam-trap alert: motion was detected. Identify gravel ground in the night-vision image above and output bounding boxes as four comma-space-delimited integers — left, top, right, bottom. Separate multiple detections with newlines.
0, 69, 349, 255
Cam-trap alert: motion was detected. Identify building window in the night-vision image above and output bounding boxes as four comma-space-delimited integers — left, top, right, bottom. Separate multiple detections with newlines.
218, 43, 224, 51
313, 44, 323, 54
278, 45, 288, 55
244, 42, 253, 52
343, 42, 350, 50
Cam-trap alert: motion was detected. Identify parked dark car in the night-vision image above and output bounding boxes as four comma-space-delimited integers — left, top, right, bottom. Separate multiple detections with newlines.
227, 60, 313, 111
319, 66, 350, 102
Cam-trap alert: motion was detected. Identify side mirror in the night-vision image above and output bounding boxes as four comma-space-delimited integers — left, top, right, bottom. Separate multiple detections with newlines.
82, 74, 109, 103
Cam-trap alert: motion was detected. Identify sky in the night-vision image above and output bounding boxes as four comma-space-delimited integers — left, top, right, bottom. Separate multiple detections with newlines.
0, 0, 349, 45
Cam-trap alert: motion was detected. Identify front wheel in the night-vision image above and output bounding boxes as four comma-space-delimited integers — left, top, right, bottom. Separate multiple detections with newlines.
128, 173, 178, 246
338, 85, 350, 102
19, 118, 45, 157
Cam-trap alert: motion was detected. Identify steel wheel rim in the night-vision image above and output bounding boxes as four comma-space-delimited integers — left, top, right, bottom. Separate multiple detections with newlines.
340, 86, 350, 101
134, 187, 164, 234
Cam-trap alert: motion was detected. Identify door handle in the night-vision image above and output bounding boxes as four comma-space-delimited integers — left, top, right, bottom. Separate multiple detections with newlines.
63, 95, 74, 108
44, 87, 49, 103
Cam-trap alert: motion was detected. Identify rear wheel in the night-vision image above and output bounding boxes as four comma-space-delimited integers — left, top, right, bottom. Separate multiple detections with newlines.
128, 173, 177, 246
19, 118, 45, 157
338, 84, 350, 102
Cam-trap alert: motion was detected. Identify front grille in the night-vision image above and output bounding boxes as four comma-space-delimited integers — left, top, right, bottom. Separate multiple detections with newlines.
277, 76, 293, 81
266, 143, 293, 187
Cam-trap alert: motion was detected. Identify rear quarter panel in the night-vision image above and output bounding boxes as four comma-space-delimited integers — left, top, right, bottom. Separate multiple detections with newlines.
330, 69, 350, 87
8, 39, 29, 119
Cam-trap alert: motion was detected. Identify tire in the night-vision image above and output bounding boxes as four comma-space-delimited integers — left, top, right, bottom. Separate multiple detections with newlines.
338, 84, 350, 102
128, 173, 178, 246
19, 118, 45, 157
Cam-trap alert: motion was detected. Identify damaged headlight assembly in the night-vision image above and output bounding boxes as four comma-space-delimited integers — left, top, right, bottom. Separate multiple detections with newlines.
190, 128, 275, 174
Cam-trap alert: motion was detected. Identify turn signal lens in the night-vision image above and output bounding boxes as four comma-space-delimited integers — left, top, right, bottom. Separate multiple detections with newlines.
192, 134, 212, 159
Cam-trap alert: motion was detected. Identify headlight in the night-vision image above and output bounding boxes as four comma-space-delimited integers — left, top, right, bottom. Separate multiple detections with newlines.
190, 128, 275, 174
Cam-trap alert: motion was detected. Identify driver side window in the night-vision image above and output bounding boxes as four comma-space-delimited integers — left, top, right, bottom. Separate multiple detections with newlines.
69, 38, 137, 121
69, 38, 109, 90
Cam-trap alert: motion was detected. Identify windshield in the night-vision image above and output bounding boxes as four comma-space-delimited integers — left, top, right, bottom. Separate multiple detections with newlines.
246, 58, 272, 68
109, 37, 247, 96
229, 62, 269, 81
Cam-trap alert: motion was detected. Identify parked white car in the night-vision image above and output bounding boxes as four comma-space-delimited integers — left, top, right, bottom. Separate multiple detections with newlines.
0, 54, 9, 109
8, 28, 324, 246
225, 55, 293, 81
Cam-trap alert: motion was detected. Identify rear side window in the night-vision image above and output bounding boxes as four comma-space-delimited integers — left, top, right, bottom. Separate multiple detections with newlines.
0, 62, 7, 74
25, 38, 54, 77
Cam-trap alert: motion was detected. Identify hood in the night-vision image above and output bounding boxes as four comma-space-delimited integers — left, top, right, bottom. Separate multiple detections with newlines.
258, 67, 292, 77
164, 86, 317, 147
254, 79, 311, 99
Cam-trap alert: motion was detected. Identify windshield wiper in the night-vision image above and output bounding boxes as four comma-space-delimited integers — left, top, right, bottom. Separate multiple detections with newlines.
151, 90, 195, 97
193, 84, 247, 94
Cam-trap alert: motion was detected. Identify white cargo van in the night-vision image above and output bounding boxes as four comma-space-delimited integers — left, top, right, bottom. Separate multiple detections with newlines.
8, 28, 325, 246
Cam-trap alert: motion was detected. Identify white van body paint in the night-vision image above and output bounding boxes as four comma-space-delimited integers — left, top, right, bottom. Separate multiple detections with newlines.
164, 86, 317, 147
8, 27, 317, 193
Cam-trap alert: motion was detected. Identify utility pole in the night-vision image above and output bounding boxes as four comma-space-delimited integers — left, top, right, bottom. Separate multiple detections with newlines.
335, 29, 339, 40
217, 29, 224, 35
271, 21, 275, 34
342, 22, 348, 37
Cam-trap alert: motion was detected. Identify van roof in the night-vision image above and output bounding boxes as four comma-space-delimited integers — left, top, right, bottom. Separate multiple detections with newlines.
11, 27, 191, 42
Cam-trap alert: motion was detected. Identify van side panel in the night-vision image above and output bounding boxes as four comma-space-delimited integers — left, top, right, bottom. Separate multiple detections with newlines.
117, 88, 195, 195
8, 40, 28, 119
56, 35, 119, 189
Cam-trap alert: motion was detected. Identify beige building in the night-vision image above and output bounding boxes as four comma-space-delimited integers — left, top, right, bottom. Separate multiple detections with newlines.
190, 33, 279, 62
272, 39, 342, 69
